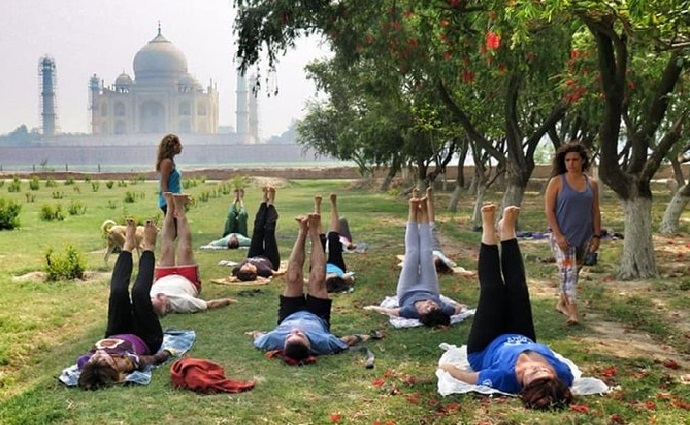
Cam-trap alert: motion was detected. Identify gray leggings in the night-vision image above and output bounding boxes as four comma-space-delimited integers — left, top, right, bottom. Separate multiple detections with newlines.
396, 222, 439, 301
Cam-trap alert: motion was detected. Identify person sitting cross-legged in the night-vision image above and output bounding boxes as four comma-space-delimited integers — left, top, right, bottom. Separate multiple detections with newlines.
438, 204, 574, 410
231, 187, 281, 281
247, 213, 375, 365
150, 192, 236, 315
314, 193, 355, 293
77, 219, 173, 390
364, 195, 465, 327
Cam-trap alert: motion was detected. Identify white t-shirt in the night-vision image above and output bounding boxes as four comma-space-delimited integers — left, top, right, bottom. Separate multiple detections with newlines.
150, 274, 207, 314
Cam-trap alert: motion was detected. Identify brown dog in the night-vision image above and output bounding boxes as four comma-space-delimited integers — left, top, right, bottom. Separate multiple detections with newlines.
101, 220, 144, 264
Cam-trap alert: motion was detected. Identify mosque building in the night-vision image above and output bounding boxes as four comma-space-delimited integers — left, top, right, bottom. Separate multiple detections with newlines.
87, 25, 255, 142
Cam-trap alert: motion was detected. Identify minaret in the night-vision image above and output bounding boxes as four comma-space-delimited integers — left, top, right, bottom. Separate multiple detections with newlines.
248, 74, 259, 144
89, 74, 101, 134
38, 55, 58, 136
235, 66, 250, 143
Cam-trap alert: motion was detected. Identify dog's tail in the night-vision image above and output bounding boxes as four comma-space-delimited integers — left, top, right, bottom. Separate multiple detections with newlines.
101, 220, 118, 237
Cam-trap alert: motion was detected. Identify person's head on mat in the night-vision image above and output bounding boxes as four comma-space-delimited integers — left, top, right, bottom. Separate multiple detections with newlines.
78, 351, 127, 390
236, 263, 258, 281
283, 329, 311, 362
150, 292, 171, 317
520, 375, 572, 409
227, 234, 241, 250
418, 307, 451, 327
433, 257, 453, 274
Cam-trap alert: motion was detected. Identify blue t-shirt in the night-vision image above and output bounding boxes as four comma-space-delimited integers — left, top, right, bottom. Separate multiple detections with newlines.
158, 166, 182, 208
326, 263, 344, 276
254, 311, 349, 355
398, 290, 455, 319
468, 334, 574, 394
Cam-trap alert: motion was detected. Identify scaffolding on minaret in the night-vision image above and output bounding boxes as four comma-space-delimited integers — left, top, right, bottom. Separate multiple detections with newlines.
38, 55, 58, 136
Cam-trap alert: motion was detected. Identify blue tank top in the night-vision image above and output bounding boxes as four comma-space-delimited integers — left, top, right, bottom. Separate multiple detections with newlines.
554, 173, 593, 249
158, 164, 181, 208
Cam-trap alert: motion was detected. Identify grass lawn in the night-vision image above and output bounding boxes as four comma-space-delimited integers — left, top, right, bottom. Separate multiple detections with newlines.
0, 174, 689, 424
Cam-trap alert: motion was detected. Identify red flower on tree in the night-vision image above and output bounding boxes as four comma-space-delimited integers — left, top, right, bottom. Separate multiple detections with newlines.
486, 31, 501, 50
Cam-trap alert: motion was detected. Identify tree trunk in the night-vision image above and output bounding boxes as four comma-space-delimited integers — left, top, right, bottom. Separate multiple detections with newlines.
619, 197, 657, 279
380, 166, 397, 192
660, 182, 690, 233
448, 184, 461, 213
471, 183, 488, 232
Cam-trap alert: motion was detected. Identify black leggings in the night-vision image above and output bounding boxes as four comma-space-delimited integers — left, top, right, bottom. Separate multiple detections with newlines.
105, 250, 163, 353
247, 203, 281, 270
467, 239, 535, 354
320, 231, 347, 272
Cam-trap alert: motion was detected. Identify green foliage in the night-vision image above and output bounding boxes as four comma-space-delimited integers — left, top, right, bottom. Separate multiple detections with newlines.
0, 180, 4, 188
105, 180, 114, 189
24, 193, 35, 203
0, 197, 21, 230
43, 245, 86, 281
39, 204, 64, 221
182, 178, 199, 189
51, 191, 64, 199
7, 178, 21, 193
123, 191, 136, 203
83, 175, 92, 183
91, 181, 100, 192
67, 200, 86, 216
28, 177, 40, 191
117, 180, 127, 188
72, 185, 80, 194
198, 191, 210, 202
64, 178, 74, 186
44, 178, 57, 188
107, 200, 117, 210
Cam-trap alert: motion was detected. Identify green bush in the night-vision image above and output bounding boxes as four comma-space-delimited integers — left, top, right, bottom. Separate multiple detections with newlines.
117, 180, 128, 188
7, 177, 21, 193
91, 181, 100, 192
106, 180, 114, 189
107, 200, 117, 209
124, 191, 136, 203
0, 180, 4, 188
44, 245, 86, 281
67, 200, 87, 216
73, 185, 80, 193
0, 197, 21, 230
24, 193, 36, 203
198, 191, 210, 202
64, 178, 75, 186
45, 178, 57, 188
51, 191, 64, 199
29, 177, 40, 191
39, 204, 65, 221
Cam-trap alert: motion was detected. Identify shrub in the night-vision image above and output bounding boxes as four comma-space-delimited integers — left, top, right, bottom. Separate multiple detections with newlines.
39, 204, 65, 221
0, 197, 21, 230
68, 200, 87, 216
29, 177, 40, 191
117, 180, 128, 188
44, 245, 86, 281
51, 191, 64, 199
107, 200, 117, 210
91, 181, 100, 192
124, 191, 136, 203
106, 181, 114, 189
24, 193, 35, 203
45, 178, 57, 188
73, 185, 81, 194
198, 191, 210, 202
64, 178, 75, 186
0, 180, 4, 188
84, 175, 92, 183
7, 178, 21, 193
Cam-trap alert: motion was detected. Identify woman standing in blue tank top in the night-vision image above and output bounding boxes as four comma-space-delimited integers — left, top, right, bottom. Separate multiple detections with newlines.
156, 134, 183, 237
544, 142, 601, 326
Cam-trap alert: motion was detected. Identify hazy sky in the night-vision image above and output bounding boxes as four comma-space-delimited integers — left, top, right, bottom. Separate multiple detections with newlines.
0, 0, 330, 139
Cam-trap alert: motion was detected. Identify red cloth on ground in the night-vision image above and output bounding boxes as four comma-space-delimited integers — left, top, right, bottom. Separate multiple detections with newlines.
170, 357, 255, 394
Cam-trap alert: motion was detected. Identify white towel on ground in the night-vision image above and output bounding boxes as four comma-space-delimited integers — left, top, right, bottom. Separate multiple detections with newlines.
379, 295, 475, 328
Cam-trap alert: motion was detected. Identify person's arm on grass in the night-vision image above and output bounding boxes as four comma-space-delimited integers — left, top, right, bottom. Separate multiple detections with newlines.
438, 363, 479, 384
206, 298, 237, 310
363, 305, 399, 316
245, 331, 266, 340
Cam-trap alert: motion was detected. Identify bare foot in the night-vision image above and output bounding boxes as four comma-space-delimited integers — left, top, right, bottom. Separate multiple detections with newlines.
418, 196, 428, 222
239, 188, 244, 199
481, 204, 497, 225
297, 215, 308, 232
267, 186, 276, 205
307, 213, 321, 235
499, 206, 520, 241
426, 186, 433, 199
314, 195, 323, 214
262, 186, 269, 203
233, 189, 241, 203
123, 218, 137, 252
556, 302, 569, 316
481, 204, 497, 245
143, 220, 158, 250
412, 188, 420, 198
408, 198, 420, 223
173, 194, 190, 216
329, 193, 337, 205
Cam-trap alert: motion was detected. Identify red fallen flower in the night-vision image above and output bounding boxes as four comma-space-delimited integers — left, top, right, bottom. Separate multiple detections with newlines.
672, 398, 690, 410
570, 404, 590, 413
570, 50, 579, 59
384, 369, 396, 378
444, 51, 453, 61
646, 401, 656, 410
601, 366, 617, 377
440, 19, 450, 27
662, 359, 681, 370
403, 9, 414, 18
372, 378, 386, 387
405, 394, 420, 404
610, 414, 624, 424
330, 413, 341, 422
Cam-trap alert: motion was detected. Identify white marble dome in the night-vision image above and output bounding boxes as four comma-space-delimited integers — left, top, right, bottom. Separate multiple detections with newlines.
133, 29, 188, 82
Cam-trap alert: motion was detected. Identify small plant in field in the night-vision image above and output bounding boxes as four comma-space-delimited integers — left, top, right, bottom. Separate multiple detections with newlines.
7, 177, 21, 193
198, 191, 210, 202
67, 200, 87, 216
231, 174, 249, 190
0, 197, 21, 230
64, 178, 75, 186
182, 179, 198, 189
117, 180, 128, 188
199, 175, 207, 183
680, 280, 690, 291
0, 180, 4, 188
29, 177, 40, 191
124, 191, 136, 203
51, 191, 64, 199
39, 204, 65, 221
107, 200, 117, 209
45, 178, 57, 188
219, 182, 232, 195
91, 181, 100, 192
211, 189, 219, 198
24, 193, 36, 203
83, 175, 92, 183
73, 185, 80, 193
106, 180, 114, 189
44, 245, 86, 281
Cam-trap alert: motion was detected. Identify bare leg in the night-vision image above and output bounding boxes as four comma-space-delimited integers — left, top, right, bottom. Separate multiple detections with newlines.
426, 187, 435, 224
143, 220, 157, 252
159, 192, 176, 267
173, 194, 194, 266
261, 186, 269, 204
284, 216, 308, 297
267, 186, 276, 206
329, 193, 339, 233
498, 206, 519, 242
314, 194, 323, 235
481, 204, 498, 246
307, 213, 328, 299
418, 196, 429, 224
